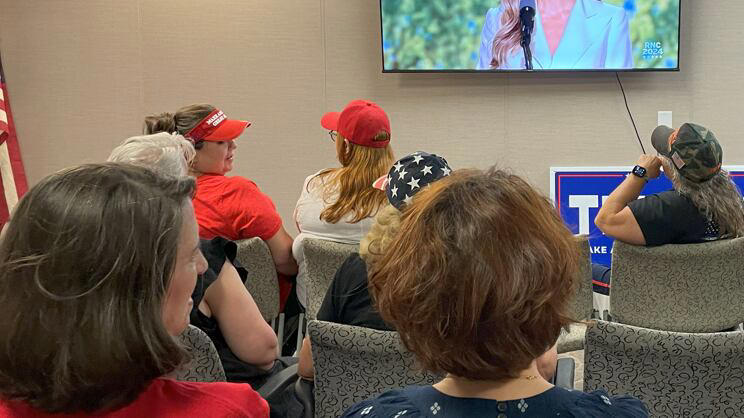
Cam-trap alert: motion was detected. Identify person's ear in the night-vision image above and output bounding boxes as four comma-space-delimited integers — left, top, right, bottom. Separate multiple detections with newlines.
343, 138, 352, 158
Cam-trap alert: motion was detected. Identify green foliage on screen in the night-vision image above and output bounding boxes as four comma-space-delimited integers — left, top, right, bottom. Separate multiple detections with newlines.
381, 0, 680, 70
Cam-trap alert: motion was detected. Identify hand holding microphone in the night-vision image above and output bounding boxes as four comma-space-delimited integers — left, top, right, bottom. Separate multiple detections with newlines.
519, 0, 536, 70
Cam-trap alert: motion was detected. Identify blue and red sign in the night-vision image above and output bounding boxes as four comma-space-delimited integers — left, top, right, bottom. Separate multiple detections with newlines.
551, 166, 744, 266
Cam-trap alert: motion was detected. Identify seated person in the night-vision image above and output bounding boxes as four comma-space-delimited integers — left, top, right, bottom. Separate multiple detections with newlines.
145, 105, 297, 309
293, 99, 395, 308
0, 163, 268, 417
301, 153, 476, 378
343, 167, 648, 417
593, 123, 744, 297
108, 133, 281, 387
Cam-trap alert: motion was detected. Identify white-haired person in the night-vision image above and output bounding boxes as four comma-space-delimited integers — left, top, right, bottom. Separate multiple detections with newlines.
108, 133, 284, 390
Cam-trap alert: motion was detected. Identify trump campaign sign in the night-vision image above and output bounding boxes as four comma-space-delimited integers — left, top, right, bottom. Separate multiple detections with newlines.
550, 166, 744, 266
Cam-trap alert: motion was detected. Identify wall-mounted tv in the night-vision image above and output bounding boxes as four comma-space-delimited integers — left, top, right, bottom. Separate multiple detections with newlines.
380, 0, 681, 72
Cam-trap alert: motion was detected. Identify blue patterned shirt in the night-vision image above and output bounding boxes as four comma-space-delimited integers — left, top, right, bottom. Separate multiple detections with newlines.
341, 385, 648, 418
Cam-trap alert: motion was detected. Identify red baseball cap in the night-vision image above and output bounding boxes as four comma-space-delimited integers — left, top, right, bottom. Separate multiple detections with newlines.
185, 108, 251, 142
320, 100, 391, 148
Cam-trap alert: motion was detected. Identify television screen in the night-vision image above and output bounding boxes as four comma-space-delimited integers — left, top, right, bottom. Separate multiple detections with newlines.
380, 0, 680, 72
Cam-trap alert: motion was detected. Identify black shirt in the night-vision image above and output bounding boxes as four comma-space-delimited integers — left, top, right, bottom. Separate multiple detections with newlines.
627, 190, 720, 246
316, 253, 392, 331
191, 237, 275, 387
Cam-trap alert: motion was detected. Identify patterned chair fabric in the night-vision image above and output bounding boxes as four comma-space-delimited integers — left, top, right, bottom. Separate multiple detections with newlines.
299, 238, 358, 320
569, 235, 593, 320
584, 320, 744, 417
556, 236, 592, 353
173, 325, 226, 382
235, 237, 280, 323
557, 323, 586, 354
309, 320, 441, 418
610, 238, 744, 332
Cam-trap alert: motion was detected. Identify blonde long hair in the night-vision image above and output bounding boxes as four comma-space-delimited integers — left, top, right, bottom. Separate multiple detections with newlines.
490, 0, 522, 68
312, 133, 394, 224
489, 0, 598, 68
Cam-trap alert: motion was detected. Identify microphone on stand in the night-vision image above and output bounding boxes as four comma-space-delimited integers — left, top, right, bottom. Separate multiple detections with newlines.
519, 0, 536, 70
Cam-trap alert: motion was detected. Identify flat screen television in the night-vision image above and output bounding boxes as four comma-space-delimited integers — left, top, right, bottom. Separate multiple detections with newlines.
380, 0, 681, 72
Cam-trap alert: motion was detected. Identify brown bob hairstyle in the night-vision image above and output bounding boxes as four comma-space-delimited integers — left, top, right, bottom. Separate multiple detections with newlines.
0, 163, 195, 413
369, 167, 579, 381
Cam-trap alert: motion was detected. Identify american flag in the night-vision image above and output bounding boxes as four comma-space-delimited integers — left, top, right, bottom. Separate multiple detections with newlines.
0, 52, 28, 227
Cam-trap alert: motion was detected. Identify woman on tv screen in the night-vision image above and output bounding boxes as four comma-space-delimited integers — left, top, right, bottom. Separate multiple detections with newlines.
477, 0, 633, 70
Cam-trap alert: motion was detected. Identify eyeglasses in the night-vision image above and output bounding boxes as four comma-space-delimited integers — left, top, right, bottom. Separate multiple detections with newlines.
328, 131, 338, 142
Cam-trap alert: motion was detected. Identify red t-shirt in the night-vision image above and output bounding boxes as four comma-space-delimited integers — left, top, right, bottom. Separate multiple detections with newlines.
194, 175, 282, 241
0, 378, 268, 417
193, 175, 293, 310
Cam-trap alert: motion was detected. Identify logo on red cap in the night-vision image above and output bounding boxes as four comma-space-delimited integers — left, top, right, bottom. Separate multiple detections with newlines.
186, 109, 227, 141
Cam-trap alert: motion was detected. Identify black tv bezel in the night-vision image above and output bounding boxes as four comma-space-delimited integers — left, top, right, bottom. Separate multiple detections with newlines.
378, 0, 682, 73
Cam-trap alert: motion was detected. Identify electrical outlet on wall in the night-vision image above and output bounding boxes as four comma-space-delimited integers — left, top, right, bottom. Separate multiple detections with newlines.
658, 111, 673, 127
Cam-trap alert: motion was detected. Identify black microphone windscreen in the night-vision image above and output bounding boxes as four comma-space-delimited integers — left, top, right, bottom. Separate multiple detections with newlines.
519, 0, 536, 10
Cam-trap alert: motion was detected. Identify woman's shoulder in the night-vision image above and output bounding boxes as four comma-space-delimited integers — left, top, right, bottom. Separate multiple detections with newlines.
586, 0, 627, 19
331, 253, 368, 289
197, 175, 260, 199
485, 5, 505, 21
148, 379, 269, 417
337, 252, 367, 278
220, 175, 260, 190
217, 176, 277, 210
199, 237, 235, 273
341, 386, 647, 418
303, 169, 337, 191
552, 387, 648, 417
305, 169, 332, 182
341, 387, 423, 417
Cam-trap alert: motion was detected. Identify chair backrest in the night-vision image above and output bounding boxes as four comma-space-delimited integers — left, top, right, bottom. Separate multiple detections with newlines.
300, 238, 358, 320
173, 325, 226, 382
610, 238, 744, 332
584, 320, 744, 416
568, 235, 593, 321
235, 237, 280, 322
309, 320, 440, 418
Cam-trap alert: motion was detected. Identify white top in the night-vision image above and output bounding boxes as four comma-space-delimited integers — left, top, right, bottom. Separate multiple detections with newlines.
477, 0, 633, 70
292, 170, 376, 306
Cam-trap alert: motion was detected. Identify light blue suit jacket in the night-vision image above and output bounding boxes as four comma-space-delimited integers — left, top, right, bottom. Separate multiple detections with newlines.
477, 0, 633, 70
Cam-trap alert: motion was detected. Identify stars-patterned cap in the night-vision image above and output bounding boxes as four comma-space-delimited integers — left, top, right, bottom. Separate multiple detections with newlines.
372, 151, 452, 209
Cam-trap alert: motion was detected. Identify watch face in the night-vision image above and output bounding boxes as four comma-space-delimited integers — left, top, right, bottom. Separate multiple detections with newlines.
633, 166, 647, 177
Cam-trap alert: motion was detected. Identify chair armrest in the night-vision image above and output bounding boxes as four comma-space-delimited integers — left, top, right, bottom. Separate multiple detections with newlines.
257, 363, 299, 401
294, 378, 315, 418
553, 357, 575, 390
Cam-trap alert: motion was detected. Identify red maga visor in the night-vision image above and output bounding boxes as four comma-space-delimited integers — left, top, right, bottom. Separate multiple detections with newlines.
185, 109, 251, 142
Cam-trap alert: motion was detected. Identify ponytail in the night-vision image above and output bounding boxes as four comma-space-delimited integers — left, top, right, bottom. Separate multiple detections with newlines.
143, 112, 176, 135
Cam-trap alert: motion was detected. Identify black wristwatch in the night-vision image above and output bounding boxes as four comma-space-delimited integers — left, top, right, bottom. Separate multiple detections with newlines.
631, 165, 648, 182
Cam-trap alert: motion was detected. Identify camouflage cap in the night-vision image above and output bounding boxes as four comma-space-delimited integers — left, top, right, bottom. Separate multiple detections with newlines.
651, 122, 722, 183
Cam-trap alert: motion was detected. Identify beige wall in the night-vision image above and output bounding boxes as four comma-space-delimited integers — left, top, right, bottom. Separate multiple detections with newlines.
0, 0, 741, 231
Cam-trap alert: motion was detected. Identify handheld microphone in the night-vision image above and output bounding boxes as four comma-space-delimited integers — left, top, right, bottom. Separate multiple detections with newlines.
519, 0, 536, 70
